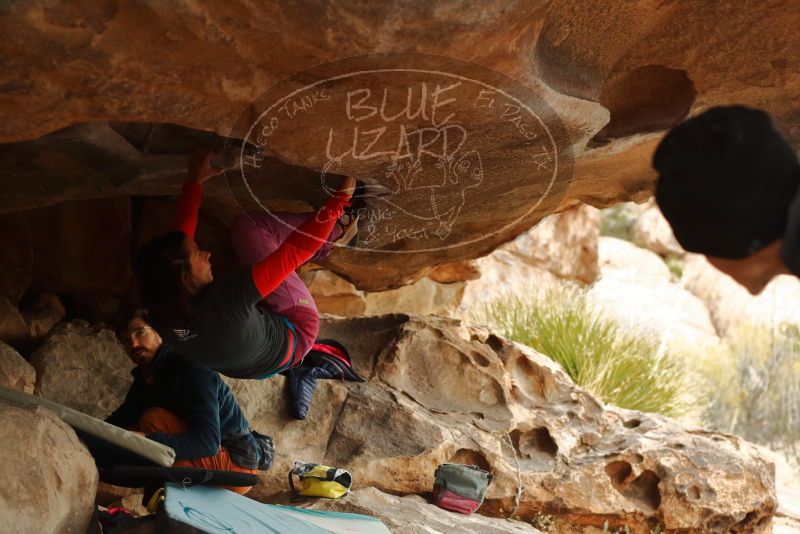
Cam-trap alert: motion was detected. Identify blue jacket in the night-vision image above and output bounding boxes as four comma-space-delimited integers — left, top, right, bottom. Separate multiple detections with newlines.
105, 344, 259, 464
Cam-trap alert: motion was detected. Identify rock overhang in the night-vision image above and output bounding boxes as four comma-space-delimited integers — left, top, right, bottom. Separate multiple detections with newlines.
1, 1, 798, 290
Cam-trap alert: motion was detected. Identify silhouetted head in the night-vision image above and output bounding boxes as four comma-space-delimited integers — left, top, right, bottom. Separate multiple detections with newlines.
653, 105, 800, 293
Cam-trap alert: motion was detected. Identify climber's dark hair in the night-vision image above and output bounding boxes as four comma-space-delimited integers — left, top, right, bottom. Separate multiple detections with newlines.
134, 231, 199, 329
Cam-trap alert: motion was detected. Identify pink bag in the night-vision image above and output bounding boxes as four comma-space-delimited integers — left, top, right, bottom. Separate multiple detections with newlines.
431, 463, 492, 515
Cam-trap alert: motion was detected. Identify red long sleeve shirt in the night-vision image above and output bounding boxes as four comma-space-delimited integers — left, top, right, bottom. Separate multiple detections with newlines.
172, 180, 349, 296
172, 181, 203, 240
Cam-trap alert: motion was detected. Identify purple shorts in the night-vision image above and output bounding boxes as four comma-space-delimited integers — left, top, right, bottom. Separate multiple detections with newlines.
229, 212, 342, 364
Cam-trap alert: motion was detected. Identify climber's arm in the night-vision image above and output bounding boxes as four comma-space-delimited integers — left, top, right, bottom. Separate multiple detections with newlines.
172, 149, 223, 239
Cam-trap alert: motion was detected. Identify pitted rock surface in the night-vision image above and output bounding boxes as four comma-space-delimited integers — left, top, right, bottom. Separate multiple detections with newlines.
46, 313, 777, 532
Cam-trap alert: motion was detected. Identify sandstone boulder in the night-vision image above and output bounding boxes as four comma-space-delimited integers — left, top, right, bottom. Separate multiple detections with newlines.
95, 482, 140, 509
119, 493, 150, 518
504, 204, 600, 284
458, 206, 600, 315
588, 237, 719, 348
322, 316, 774, 533
0, 401, 98, 534
633, 200, 684, 257
458, 249, 563, 315
0, 341, 35, 393
588, 274, 720, 350
30, 320, 132, 419
427, 260, 481, 284
775, 516, 800, 534
301, 270, 368, 316
1, 294, 67, 353
683, 255, 800, 336
0, 297, 27, 348
363, 278, 465, 317
37, 313, 776, 532
597, 236, 672, 284
20, 293, 65, 344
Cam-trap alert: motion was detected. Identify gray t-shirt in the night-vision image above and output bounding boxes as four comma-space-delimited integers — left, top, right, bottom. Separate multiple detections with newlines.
160, 269, 289, 378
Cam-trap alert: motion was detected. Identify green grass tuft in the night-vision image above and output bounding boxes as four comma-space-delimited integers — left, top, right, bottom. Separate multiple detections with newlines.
475, 286, 694, 418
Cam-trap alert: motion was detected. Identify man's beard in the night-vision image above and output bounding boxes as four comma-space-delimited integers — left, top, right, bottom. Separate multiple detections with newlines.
132, 348, 154, 366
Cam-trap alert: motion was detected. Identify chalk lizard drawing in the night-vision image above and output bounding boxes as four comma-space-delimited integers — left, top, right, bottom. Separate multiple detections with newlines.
321, 126, 483, 241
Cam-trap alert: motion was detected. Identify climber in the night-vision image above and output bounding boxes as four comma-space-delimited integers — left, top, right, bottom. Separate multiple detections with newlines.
135, 149, 357, 379
102, 308, 272, 495
653, 105, 800, 295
